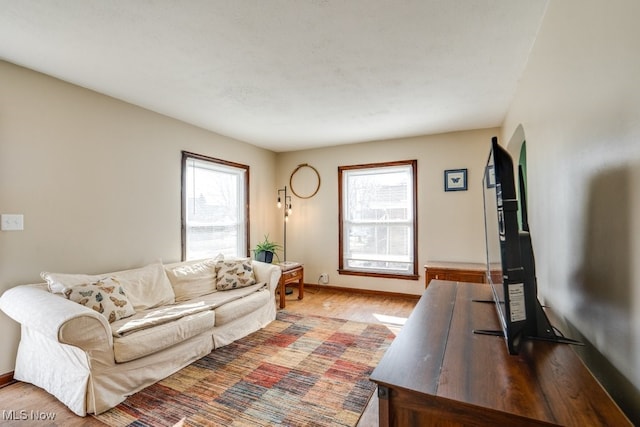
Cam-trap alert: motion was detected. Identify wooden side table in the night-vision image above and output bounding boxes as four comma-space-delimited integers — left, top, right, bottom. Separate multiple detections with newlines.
424, 262, 487, 287
278, 263, 304, 309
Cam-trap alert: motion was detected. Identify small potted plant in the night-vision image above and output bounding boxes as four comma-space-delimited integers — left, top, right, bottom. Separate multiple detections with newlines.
253, 234, 282, 263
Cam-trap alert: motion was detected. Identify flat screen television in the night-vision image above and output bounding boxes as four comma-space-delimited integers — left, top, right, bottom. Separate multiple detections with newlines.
479, 136, 579, 354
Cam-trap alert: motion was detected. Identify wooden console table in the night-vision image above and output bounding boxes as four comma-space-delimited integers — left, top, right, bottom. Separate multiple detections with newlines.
278, 263, 303, 309
370, 280, 630, 426
424, 262, 487, 287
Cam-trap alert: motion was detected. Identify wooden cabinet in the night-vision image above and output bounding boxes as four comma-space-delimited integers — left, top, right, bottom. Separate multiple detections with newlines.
424, 262, 486, 287
370, 281, 631, 426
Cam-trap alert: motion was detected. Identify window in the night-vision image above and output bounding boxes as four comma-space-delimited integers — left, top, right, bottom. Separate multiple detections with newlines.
182, 151, 249, 260
338, 160, 418, 279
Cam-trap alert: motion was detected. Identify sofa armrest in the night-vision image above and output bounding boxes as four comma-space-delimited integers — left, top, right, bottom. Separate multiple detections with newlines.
0, 284, 114, 352
252, 261, 282, 294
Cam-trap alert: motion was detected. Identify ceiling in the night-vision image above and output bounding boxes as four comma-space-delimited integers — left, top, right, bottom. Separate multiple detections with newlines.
0, 1, 548, 152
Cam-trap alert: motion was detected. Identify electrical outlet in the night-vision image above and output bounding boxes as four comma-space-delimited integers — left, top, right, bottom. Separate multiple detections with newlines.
319, 273, 329, 284
1, 214, 24, 231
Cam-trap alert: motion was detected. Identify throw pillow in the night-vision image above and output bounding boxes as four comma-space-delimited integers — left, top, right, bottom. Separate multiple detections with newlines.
114, 262, 176, 311
65, 277, 136, 323
165, 257, 222, 302
216, 258, 256, 291
42, 271, 99, 294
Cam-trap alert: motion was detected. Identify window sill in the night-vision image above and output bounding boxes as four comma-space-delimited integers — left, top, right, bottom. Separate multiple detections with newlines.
337, 269, 419, 281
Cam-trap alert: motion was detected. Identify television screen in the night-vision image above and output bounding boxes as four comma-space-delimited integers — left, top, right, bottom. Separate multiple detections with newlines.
480, 137, 580, 354
482, 137, 529, 354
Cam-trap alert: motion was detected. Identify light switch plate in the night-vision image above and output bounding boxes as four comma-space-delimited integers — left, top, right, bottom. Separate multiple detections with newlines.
1, 214, 24, 231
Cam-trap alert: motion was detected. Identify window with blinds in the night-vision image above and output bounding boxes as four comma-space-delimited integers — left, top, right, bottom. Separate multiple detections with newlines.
338, 160, 418, 278
182, 152, 249, 260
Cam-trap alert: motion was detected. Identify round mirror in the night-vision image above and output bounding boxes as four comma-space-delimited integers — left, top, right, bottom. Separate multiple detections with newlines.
289, 163, 321, 199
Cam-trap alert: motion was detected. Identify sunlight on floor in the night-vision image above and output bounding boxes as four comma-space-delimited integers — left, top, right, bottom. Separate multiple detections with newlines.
373, 313, 408, 335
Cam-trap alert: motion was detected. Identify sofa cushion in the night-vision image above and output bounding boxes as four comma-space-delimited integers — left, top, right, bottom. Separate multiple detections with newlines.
110, 282, 267, 337
113, 310, 215, 363
111, 300, 217, 337
65, 278, 135, 323
213, 288, 270, 326
215, 258, 256, 290
42, 262, 175, 311
165, 257, 221, 302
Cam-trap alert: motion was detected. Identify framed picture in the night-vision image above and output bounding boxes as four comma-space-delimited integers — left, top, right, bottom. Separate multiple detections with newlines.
485, 165, 495, 188
444, 169, 468, 192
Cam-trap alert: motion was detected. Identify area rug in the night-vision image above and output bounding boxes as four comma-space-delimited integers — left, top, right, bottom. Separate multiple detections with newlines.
92, 311, 395, 426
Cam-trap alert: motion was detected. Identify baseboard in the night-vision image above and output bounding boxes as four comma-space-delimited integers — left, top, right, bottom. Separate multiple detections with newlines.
304, 283, 420, 300
0, 371, 16, 388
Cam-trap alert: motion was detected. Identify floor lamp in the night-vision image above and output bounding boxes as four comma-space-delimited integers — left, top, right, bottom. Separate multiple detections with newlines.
277, 186, 294, 295
276, 185, 292, 264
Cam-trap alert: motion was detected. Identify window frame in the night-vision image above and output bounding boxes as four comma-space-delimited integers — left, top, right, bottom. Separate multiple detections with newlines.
338, 159, 419, 280
181, 151, 250, 261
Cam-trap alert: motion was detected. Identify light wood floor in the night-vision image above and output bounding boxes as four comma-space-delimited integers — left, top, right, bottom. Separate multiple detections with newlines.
0, 286, 418, 427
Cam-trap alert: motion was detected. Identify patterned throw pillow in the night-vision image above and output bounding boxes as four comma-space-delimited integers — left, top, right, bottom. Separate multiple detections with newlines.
216, 259, 256, 291
65, 277, 136, 323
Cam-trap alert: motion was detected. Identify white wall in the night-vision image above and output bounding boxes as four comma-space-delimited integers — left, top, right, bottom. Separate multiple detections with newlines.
0, 61, 278, 375
276, 128, 497, 295
502, 0, 640, 421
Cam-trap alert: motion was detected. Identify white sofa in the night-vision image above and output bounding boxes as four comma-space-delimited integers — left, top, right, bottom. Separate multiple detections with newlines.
0, 258, 281, 416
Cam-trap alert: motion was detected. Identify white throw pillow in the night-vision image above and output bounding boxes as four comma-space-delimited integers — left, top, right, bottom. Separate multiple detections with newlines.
165, 257, 221, 301
65, 277, 136, 323
42, 271, 99, 294
115, 262, 176, 310
42, 262, 175, 311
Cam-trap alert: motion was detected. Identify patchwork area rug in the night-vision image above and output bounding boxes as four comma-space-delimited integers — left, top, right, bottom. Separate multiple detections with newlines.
92, 311, 395, 426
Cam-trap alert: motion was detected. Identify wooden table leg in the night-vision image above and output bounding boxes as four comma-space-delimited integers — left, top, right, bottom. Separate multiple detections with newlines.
279, 277, 286, 309
297, 275, 304, 300
378, 386, 390, 427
